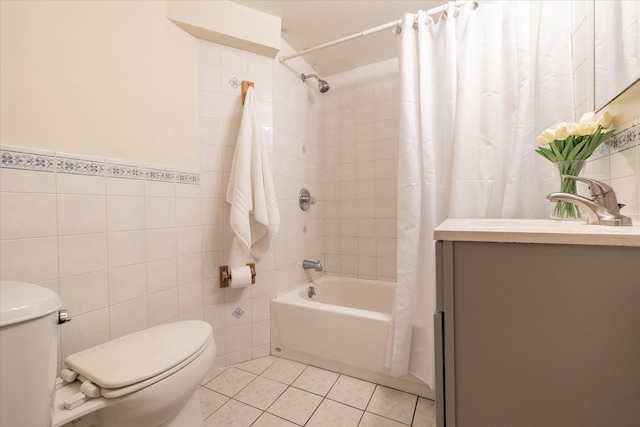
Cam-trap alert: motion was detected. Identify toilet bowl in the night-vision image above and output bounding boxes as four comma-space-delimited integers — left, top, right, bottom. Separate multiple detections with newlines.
0, 281, 216, 427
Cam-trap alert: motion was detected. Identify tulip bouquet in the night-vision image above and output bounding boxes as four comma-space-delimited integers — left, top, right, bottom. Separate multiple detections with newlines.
536, 111, 615, 219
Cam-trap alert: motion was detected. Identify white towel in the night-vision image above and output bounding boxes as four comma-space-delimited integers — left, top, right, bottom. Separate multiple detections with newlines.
226, 87, 280, 260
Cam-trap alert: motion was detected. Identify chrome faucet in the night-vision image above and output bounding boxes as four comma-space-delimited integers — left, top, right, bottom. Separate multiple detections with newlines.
302, 259, 323, 271
547, 175, 632, 226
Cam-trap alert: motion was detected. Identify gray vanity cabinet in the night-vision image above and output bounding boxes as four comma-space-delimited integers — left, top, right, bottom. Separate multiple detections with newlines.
435, 240, 640, 427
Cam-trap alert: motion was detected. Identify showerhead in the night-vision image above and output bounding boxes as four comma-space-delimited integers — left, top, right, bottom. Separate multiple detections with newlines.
301, 73, 330, 93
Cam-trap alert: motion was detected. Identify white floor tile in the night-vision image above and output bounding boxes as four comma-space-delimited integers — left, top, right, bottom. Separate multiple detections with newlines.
292, 366, 340, 397
261, 358, 307, 385
413, 397, 436, 427
204, 367, 257, 397
366, 386, 418, 425
234, 376, 288, 411
306, 398, 363, 427
327, 375, 377, 410
359, 412, 409, 427
201, 366, 228, 386
204, 399, 262, 427
251, 412, 298, 427
267, 387, 323, 425
234, 355, 279, 375
198, 387, 229, 420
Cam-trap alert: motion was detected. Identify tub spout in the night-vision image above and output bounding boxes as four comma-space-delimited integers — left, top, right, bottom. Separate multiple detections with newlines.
302, 259, 323, 271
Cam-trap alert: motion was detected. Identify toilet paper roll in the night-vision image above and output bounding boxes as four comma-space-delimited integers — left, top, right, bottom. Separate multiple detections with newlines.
230, 266, 253, 288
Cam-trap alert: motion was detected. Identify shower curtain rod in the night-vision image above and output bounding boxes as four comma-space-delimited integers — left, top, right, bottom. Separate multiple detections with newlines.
278, 0, 477, 64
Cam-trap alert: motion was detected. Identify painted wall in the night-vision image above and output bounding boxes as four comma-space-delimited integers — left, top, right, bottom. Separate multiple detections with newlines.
0, 0, 199, 170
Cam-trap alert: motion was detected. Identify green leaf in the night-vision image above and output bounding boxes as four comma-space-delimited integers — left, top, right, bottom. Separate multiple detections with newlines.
561, 137, 573, 158
536, 147, 557, 162
566, 139, 587, 161
550, 141, 564, 161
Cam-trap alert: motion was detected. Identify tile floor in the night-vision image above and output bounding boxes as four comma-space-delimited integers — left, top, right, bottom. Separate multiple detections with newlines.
198, 356, 436, 427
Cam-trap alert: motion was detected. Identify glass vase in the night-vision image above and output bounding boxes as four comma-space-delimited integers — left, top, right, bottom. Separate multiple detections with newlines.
551, 160, 586, 220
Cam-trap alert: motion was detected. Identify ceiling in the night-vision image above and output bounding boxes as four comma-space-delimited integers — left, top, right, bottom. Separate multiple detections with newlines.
232, 0, 448, 77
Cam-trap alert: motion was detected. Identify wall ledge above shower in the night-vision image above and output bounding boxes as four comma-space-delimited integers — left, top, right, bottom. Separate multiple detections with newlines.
166, 0, 281, 58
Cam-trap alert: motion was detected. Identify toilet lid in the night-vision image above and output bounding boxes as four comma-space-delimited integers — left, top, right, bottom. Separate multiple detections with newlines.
64, 320, 212, 389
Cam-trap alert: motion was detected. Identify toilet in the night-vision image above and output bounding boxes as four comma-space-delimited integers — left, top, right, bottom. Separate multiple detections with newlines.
0, 281, 216, 427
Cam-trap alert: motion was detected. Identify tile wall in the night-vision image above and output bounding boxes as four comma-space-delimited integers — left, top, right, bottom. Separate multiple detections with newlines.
272, 40, 325, 296
572, 1, 640, 215
0, 147, 201, 364
196, 38, 324, 368
321, 59, 400, 281
197, 40, 275, 367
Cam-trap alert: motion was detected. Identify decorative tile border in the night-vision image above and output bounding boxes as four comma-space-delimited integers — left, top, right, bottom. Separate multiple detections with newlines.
0, 147, 199, 184
0, 149, 56, 172
106, 163, 145, 180
608, 123, 638, 152
56, 156, 105, 176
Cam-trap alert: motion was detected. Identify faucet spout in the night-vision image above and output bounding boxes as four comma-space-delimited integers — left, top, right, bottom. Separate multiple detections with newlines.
302, 259, 323, 271
547, 193, 601, 224
547, 192, 632, 226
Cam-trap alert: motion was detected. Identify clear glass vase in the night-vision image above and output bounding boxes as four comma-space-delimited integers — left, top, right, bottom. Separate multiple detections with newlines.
551, 160, 587, 220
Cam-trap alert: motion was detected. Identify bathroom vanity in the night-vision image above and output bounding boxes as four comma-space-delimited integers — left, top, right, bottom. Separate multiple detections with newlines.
434, 219, 640, 427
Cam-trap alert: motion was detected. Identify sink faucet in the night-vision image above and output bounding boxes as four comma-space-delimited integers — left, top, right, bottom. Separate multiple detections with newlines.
547, 175, 632, 226
302, 259, 323, 271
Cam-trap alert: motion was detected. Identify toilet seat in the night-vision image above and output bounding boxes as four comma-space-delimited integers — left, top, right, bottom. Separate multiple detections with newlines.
61, 321, 212, 407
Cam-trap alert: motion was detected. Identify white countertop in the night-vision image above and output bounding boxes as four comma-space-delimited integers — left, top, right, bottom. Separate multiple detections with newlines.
434, 218, 640, 247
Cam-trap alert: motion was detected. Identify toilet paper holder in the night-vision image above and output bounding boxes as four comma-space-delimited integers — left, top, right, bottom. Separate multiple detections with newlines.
219, 263, 256, 288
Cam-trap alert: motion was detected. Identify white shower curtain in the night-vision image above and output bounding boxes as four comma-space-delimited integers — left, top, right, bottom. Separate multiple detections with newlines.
386, 1, 574, 387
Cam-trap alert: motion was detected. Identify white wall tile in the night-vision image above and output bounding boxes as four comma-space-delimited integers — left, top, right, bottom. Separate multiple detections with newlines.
0, 168, 55, 193
147, 258, 177, 294
176, 198, 202, 227
108, 263, 147, 305
57, 195, 107, 235
108, 230, 146, 268
58, 233, 107, 277
177, 226, 203, 256
225, 324, 252, 353
179, 280, 202, 314
251, 320, 270, 347
56, 174, 105, 195
177, 253, 202, 285
109, 296, 148, 339
107, 196, 145, 231
0, 193, 57, 239
148, 288, 178, 326
146, 228, 177, 261
204, 303, 226, 331
0, 237, 59, 282
60, 308, 110, 358
145, 197, 176, 229
59, 271, 109, 315
106, 177, 145, 196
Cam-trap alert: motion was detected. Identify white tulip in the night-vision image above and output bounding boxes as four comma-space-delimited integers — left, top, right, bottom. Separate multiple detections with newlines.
555, 122, 570, 140
565, 122, 579, 135
596, 112, 613, 129
577, 121, 597, 136
579, 112, 596, 124
537, 129, 556, 145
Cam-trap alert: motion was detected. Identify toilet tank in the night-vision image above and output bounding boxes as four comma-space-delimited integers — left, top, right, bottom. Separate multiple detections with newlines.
0, 281, 63, 427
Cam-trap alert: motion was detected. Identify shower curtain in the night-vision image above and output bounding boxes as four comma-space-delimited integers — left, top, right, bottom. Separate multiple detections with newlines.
386, 1, 574, 387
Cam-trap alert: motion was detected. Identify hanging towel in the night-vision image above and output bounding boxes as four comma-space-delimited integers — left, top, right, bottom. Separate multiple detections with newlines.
226, 87, 280, 261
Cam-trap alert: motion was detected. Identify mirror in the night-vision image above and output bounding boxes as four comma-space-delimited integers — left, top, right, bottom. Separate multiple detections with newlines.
594, 1, 640, 109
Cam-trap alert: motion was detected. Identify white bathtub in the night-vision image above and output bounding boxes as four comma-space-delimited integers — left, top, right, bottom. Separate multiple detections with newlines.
271, 275, 434, 398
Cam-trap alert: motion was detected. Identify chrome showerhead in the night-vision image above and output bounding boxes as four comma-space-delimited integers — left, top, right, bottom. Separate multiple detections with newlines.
301, 73, 330, 93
